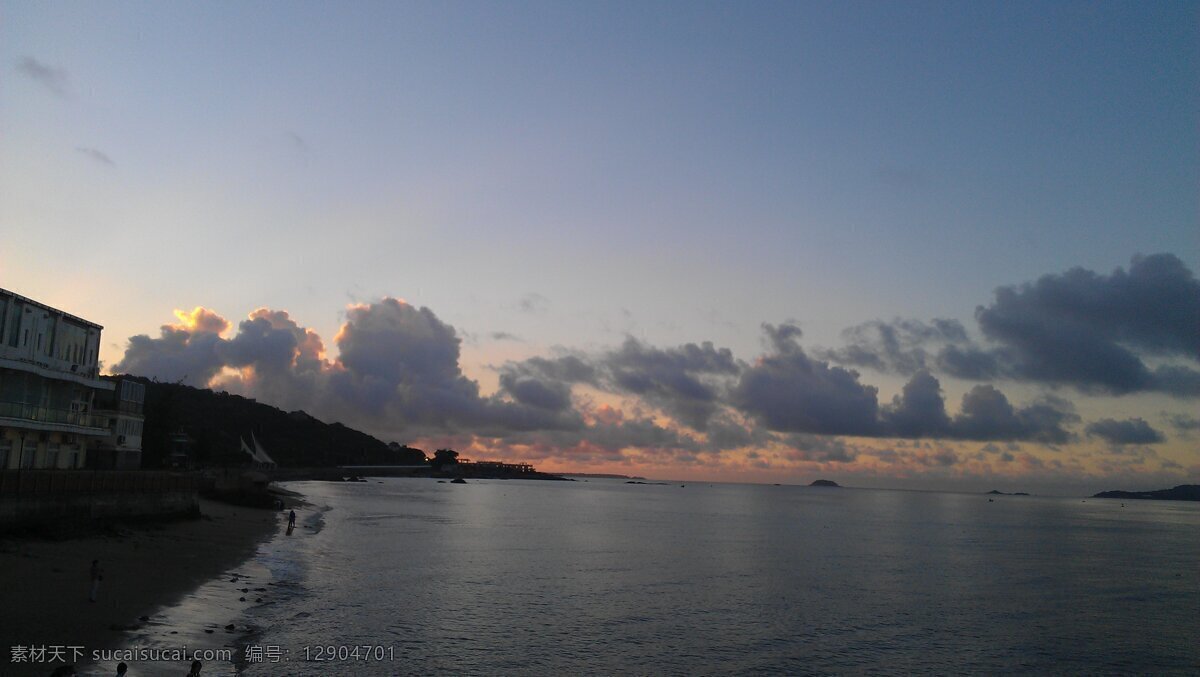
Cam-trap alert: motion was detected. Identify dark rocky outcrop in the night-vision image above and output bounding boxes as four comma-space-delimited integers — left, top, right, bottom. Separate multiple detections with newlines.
809, 479, 840, 487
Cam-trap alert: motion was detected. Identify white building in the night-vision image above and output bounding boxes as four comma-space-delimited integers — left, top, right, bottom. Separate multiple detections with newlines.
0, 288, 114, 469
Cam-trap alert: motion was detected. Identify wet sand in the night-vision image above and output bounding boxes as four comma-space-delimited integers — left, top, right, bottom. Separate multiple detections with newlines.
0, 497, 291, 676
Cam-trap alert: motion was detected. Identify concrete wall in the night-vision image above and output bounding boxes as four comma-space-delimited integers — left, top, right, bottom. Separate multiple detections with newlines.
0, 470, 199, 531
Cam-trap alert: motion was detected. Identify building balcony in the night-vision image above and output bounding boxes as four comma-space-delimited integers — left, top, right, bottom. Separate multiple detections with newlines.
0, 356, 112, 390
0, 400, 110, 436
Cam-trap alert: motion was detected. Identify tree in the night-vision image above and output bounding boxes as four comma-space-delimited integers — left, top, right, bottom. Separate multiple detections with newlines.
429, 448, 459, 472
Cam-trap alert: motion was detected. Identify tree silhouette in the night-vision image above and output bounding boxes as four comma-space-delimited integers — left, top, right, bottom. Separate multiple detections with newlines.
429, 448, 459, 471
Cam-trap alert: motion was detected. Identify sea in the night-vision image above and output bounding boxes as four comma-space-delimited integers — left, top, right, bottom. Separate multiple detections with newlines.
91, 478, 1199, 675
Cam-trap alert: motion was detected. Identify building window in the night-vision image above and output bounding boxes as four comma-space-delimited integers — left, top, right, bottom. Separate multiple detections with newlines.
7, 305, 20, 346
21, 438, 36, 468
0, 438, 11, 469
45, 443, 60, 469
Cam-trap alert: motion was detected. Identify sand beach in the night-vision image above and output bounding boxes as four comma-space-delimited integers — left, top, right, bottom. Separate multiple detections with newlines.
0, 496, 295, 676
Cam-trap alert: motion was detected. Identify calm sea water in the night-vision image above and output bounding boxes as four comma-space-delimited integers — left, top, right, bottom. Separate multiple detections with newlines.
106, 478, 1200, 675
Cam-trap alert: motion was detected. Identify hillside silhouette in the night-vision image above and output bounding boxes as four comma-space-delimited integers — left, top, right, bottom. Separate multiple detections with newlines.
125, 376, 426, 468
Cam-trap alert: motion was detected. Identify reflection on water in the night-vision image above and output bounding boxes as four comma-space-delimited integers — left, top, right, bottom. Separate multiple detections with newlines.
99, 480, 1200, 674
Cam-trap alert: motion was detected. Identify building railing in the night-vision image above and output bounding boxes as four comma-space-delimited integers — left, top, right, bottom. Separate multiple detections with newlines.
0, 470, 199, 496
0, 400, 109, 429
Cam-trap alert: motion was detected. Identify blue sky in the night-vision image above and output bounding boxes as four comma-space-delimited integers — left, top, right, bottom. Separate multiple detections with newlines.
3, 1, 1197, 490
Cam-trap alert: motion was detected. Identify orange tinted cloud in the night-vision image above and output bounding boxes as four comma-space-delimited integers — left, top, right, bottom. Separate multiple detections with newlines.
169, 306, 230, 335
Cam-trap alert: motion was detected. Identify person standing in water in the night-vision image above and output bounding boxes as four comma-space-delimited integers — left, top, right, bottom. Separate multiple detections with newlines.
89, 559, 103, 602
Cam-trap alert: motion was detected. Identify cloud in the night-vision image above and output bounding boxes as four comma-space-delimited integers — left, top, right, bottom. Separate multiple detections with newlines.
117, 259, 1196, 472
949, 386, 1076, 444
518, 293, 549, 314
782, 435, 859, 463
1163, 412, 1200, 433
497, 354, 597, 413
734, 323, 883, 436
16, 56, 68, 96
734, 326, 1076, 443
75, 147, 114, 166
820, 318, 969, 375
881, 370, 952, 437
113, 308, 229, 386
116, 299, 586, 439
971, 254, 1200, 396
489, 331, 521, 342
601, 337, 739, 430
1085, 418, 1166, 445
821, 255, 1200, 399
172, 307, 231, 335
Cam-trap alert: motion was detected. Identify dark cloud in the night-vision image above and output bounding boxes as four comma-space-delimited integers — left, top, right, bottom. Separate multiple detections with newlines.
120, 255, 1198, 461
883, 373, 1076, 443
115, 300, 584, 438
17, 56, 68, 95
76, 147, 114, 166
821, 318, 969, 375
1085, 418, 1166, 446
882, 370, 951, 437
1163, 412, 1200, 432
782, 435, 859, 463
582, 417, 699, 453
497, 354, 597, 413
704, 418, 761, 450
497, 371, 573, 412
734, 324, 882, 436
602, 337, 739, 430
500, 338, 742, 432
735, 326, 1075, 443
950, 387, 1076, 444
825, 255, 1199, 399
509, 355, 598, 384
934, 344, 1002, 380
112, 310, 228, 387
971, 254, 1200, 396
489, 331, 521, 342
324, 299, 584, 436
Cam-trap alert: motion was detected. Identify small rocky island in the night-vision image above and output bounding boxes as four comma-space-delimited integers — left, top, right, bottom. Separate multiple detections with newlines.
809, 479, 840, 487
986, 490, 1030, 496
1092, 485, 1200, 502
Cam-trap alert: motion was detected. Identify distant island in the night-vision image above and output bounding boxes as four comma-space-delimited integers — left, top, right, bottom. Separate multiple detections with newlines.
1092, 485, 1200, 502
986, 490, 1030, 496
810, 479, 840, 487
566, 473, 646, 480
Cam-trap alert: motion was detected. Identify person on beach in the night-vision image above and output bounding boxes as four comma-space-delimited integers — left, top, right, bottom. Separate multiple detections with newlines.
288, 510, 296, 528
187, 659, 203, 675
89, 559, 103, 602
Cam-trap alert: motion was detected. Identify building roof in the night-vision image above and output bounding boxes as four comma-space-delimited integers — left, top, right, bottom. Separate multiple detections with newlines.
0, 287, 105, 330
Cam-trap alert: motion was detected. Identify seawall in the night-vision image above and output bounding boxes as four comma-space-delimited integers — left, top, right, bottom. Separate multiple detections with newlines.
0, 470, 199, 531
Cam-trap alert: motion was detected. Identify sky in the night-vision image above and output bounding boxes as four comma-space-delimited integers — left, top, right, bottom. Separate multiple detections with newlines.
2, 1, 1197, 494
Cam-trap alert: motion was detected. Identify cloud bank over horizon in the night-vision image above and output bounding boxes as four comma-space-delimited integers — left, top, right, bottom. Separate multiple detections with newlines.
112, 255, 1199, 487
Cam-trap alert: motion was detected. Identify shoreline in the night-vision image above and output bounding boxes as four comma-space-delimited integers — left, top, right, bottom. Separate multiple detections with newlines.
0, 494, 297, 676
